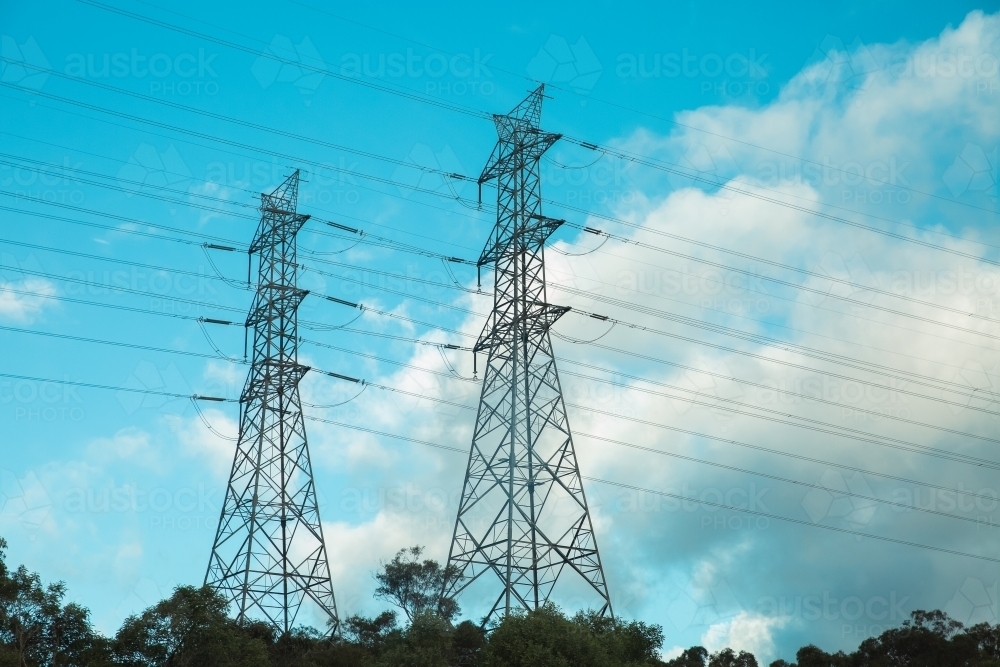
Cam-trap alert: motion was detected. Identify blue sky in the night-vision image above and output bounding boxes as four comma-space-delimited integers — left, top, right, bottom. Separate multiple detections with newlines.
2, 0, 1000, 662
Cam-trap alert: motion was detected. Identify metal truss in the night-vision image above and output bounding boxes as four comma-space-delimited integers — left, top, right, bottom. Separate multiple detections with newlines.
206, 171, 339, 635
446, 85, 612, 624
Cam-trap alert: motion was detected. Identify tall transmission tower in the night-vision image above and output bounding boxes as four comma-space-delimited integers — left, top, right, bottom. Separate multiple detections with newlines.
206, 171, 339, 635
445, 85, 612, 623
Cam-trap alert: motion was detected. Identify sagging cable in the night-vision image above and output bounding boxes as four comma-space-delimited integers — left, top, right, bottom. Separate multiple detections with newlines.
190, 397, 238, 442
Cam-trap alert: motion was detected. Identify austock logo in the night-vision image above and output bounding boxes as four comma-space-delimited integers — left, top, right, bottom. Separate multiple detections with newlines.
117, 143, 192, 195
800, 469, 878, 529
0, 469, 52, 533
117, 361, 192, 416
527, 35, 603, 93
1, 36, 50, 90
665, 576, 742, 631
943, 144, 998, 211
807, 35, 879, 93
251, 35, 326, 100
945, 578, 998, 625
392, 143, 468, 199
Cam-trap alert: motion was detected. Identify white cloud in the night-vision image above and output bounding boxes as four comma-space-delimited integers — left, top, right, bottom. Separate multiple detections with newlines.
0, 276, 57, 323
87, 428, 161, 468
702, 611, 788, 662
324, 511, 450, 616
167, 408, 238, 479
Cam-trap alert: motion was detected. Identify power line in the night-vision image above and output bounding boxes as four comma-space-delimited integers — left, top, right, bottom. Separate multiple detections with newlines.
0, 371, 231, 402
304, 326, 1000, 475
16, 175, 975, 396
0, 91, 499, 238
72, 0, 492, 120
68, 0, 995, 234
8, 320, 997, 532
556, 139, 1000, 246
9, 85, 993, 339
0, 129, 480, 253
15, 225, 992, 436
0, 60, 474, 184
584, 477, 1000, 564
310, 418, 1000, 565
562, 309, 1000, 422
559, 365, 997, 469
558, 284, 1000, 389
0, 86, 489, 213
8, 141, 996, 344
19, 225, 990, 434
14, 76, 997, 301
11, 163, 991, 389
561, 322, 1000, 448
555, 221, 1000, 335
281, 0, 997, 219
1, 196, 474, 271
545, 258, 1000, 368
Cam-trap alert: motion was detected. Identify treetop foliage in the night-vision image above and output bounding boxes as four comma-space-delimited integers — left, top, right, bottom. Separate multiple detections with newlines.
3, 538, 1000, 666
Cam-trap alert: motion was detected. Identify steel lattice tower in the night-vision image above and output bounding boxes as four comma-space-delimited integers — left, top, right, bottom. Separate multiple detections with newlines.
445, 86, 612, 622
206, 171, 339, 634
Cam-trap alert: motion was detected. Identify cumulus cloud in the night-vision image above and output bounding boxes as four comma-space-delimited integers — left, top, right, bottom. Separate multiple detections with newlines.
702, 611, 788, 661
301, 9, 1000, 658
5, 9, 998, 658
0, 275, 57, 324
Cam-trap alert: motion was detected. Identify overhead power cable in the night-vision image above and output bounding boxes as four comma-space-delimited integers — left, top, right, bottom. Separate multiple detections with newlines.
8, 143, 992, 340
8, 87, 994, 338
0, 85, 489, 211
9, 323, 998, 523
19, 226, 988, 430
311, 418, 1000, 564
555, 219, 1000, 332
0, 129, 479, 253
545, 260, 999, 368
7, 320, 990, 507
561, 290, 994, 399
558, 139, 1000, 247
282, 0, 996, 218
0, 371, 231, 403
571, 311, 1000, 443
15, 204, 957, 407
71, 0, 492, 120
0, 60, 475, 183
584, 477, 1000, 564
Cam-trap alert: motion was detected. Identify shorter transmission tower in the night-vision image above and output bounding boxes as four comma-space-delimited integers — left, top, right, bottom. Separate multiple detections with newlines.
206, 171, 339, 635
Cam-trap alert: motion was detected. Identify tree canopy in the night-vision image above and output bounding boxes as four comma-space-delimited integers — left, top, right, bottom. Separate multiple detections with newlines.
3, 536, 1000, 666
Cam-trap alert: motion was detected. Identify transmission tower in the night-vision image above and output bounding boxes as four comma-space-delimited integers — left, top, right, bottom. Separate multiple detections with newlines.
206, 170, 339, 635
445, 85, 612, 623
